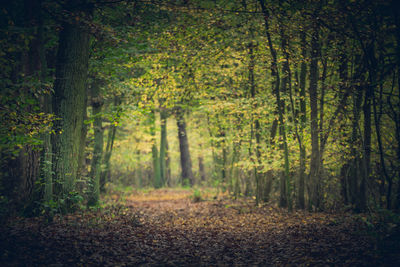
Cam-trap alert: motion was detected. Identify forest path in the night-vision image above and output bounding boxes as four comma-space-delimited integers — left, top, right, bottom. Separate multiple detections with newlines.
0, 188, 396, 266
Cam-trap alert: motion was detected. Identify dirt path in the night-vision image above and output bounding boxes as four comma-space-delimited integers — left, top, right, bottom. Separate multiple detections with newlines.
0, 188, 397, 266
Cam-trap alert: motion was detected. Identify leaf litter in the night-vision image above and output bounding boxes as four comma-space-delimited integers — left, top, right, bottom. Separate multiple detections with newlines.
1, 188, 399, 266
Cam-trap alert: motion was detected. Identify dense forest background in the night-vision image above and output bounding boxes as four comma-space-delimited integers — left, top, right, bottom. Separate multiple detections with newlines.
1, 0, 400, 220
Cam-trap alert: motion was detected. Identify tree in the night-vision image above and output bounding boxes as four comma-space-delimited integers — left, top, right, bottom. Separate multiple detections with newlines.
51, 0, 92, 210
87, 79, 104, 206
159, 101, 168, 187
308, 12, 321, 211
176, 106, 194, 186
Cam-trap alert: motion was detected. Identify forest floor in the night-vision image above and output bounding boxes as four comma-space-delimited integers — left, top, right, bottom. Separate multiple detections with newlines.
1, 188, 399, 266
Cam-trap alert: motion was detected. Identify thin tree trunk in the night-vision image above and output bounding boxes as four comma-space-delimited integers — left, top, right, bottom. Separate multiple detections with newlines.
350, 87, 363, 207
259, 0, 279, 147
35, 0, 52, 203
373, 83, 392, 209
248, 39, 263, 205
14, 0, 43, 212
206, 113, 218, 179
150, 110, 161, 188
260, 0, 290, 209
298, 29, 307, 209
221, 130, 227, 184
319, 58, 327, 149
88, 81, 103, 206
135, 148, 142, 187
198, 143, 206, 183
359, 42, 376, 212
176, 107, 194, 186
389, 2, 400, 210
76, 89, 88, 189
100, 96, 119, 192
165, 138, 171, 186
308, 18, 321, 211
159, 103, 168, 187
279, 21, 292, 211
260, 0, 287, 208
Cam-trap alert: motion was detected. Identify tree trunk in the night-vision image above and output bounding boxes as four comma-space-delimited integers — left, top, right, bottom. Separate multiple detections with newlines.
260, 0, 290, 209
279, 21, 292, 211
198, 143, 206, 183
359, 42, 376, 212
350, 87, 363, 207
308, 19, 321, 211
389, 1, 400, 211
15, 0, 43, 212
38, 16, 53, 203
51, 1, 91, 211
248, 39, 262, 205
88, 81, 104, 206
373, 83, 392, 209
150, 110, 161, 188
176, 107, 194, 186
165, 137, 171, 186
159, 104, 168, 187
259, 0, 279, 147
76, 89, 88, 191
298, 29, 307, 209
135, 149, 142, 187
100, 96, 119, 191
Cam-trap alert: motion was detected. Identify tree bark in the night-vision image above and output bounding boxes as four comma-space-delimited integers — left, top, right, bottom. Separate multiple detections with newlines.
308, 18, 321, 211
165, 137, 171, 186
100, 96, 119, 191
259, 0, 290, 209
279, 20, 292, 211
38, 15, 53, 203
52, 17, 91, 208
259, 0, 279, 147
176, 107, 194, 186
298, 29, 307, 209
198, 143, 206, 183
88, 80, 104, 206
159, 103, 168, 187
150, 110, 161, 188
248, 39, 263, 205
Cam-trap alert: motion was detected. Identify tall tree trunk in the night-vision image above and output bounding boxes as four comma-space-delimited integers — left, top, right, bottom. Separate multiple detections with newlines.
198, 143, 206, 183
165, 137, 171, 186
298, 29, 307, 209
136, 149, 142, 187
393, 5, 400, 211
373, 83, 392, 209
88, 81, 103, 206
76, 89, 88, 190
308, 19, 321, 211
359, 42, 376, 212
260, 0, 290, 209
350, 87, 363, 207
159, 103, 168, 187
15, 0, 43, 212
389, 1, 400, 211
248, 39, 262, 205
279, 21, 292, 211
319, 58, 327, 150
259, 0, 279, 147
51, 1, 91, 211
176, 107, 194, 186
150, 110, 161, 188
39, 31, 53, 205
100, 124, 115, 189
206, 113, 218, 179
100, 96, 119, 191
